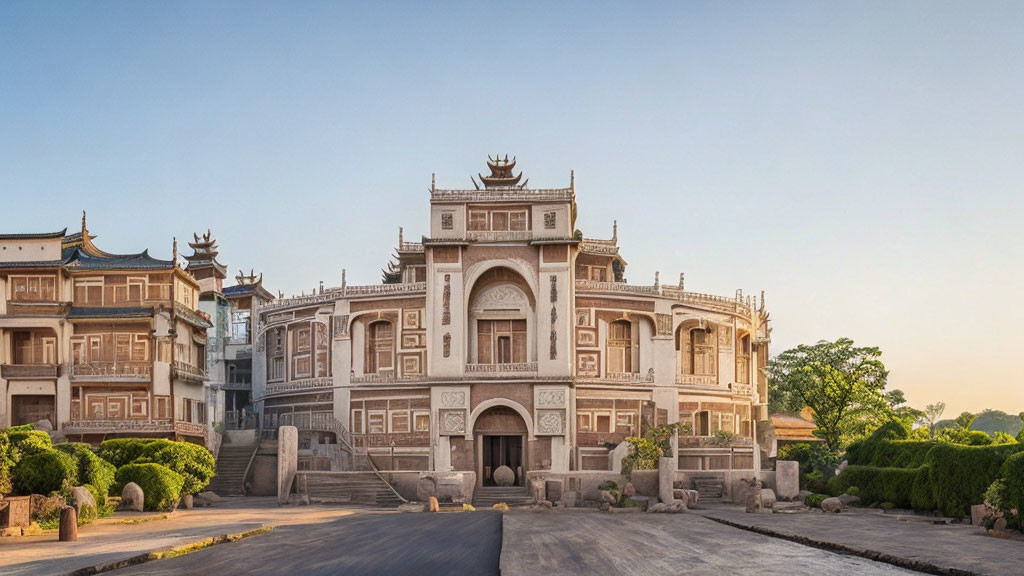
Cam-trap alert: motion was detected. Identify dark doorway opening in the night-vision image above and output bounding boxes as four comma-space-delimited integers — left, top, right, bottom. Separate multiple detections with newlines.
482, 435, 523, 486
12, 394, 55, 426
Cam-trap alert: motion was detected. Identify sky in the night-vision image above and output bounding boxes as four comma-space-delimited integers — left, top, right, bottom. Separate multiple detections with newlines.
1, 1, 1022, 417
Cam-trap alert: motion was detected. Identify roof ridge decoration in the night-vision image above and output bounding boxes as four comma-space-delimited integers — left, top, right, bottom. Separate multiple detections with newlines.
235, 268, 263, 286
472, 154, 529, 190
0, 228, 67, 240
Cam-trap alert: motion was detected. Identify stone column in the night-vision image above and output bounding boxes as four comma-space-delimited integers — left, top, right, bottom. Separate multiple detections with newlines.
277, 425, 298, 504
659, 456, 675, 504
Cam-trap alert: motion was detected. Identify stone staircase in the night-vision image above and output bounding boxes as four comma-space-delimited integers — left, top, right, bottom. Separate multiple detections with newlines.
208, 439, 258, 496
300, 472, 405, 507
693, 478, 725, 500
472, 486, 533, 508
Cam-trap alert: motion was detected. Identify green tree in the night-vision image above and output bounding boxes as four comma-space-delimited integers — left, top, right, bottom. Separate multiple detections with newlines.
954, 411, 977, 431
766, 338, 888, 453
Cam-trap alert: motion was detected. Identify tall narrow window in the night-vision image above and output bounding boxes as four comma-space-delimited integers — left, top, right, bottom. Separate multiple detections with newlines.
691, 328, 716, 375
366, 321, 394, 373
696, 410, 710, 436
736, 334, 751, 384
607, 320, 634, 374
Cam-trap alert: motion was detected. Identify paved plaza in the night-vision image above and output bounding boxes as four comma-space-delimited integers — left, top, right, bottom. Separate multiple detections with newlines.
4, 500, 1024, 576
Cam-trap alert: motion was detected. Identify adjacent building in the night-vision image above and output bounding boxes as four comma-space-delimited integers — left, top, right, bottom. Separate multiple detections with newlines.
254, 157, 772, 494
0, 214, 211, 443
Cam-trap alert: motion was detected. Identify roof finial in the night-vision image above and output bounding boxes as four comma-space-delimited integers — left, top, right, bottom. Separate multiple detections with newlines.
399, 227, 403, 245
760, 290, 766, 312
172, 237, 178, 266
612, 220, 618, 242
431, 173, 436, 192
570, 169, 575, 190
679, 272, 685, 291
81, 211, 87, 235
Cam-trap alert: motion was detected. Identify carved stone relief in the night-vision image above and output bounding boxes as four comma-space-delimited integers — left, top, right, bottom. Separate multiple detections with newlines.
439, 409, 466, 435
469, 284, 528, 313
440, 391, 465, 407
656, 313, 672, 336
537, 389, 566, 407
536, 409, 565, 435
442, 274, 451, 325
333, 314, 349, 338
443, 333, 451, 358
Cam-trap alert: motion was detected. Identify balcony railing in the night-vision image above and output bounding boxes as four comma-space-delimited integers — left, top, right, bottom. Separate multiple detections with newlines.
679, 435, 755, 449
675, 374, 719, 388
574, 280, 753, 317
70, 362, 152, 381
173, 420, 208, 438
352, 431, 431, 448
1, 364, 59, 379
63, 419, 173, 434
576, 371, 655, 384
466, 230, 533, 242
172, 360, 206, 382
465, 362, 538, 375
350, 371, 422, 384
430, 187, 573, 203
265, 376, 333, 395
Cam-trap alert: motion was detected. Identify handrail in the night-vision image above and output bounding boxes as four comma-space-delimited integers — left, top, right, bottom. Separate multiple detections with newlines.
241, 440, 260, 496
326, 416, 407, 505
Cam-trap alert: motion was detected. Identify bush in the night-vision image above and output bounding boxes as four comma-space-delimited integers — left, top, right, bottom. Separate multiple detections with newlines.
6, 429, 53, 458
13, 449, 78, 495
804, 493, 828, 508
801, 470, 826, 493
845, 421, 914, 466
844, 486, 860, 496
136, 440, 216, 495
55, 443, 116, 498
984, 451, 1024, 530
857, 440, 936, 469
925, 442, 1024, 517
831, 465, 916, 508
84, 483, 105, 507
779, 442, 839, 479
910, 465, 935, 510
97, 438, 159, 468
0, 432, 13, 494
115, 463, 185, 511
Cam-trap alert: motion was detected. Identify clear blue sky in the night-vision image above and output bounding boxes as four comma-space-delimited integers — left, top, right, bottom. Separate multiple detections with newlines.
2, 1, 1022, 416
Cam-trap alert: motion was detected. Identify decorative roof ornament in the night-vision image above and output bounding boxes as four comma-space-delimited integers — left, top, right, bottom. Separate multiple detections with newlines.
235, 268, 263, 286
187, 229, 219, 258
477, 154, 528, 189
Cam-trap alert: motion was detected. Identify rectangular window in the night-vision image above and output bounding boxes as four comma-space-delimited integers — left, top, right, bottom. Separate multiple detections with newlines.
468, 211, 488, 231
578, 412, 592, 432
477, 319, 527, 364
351, 409, 364, 434
491, 212, 509, 231
596, 413, 611, 433
509, 211, 527, 231
390, 410, 409, 433
414, 411, 430, 432
368, 411, 386, 434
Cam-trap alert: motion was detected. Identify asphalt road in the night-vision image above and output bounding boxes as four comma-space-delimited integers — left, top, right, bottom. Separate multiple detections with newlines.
112, 511, 502, 576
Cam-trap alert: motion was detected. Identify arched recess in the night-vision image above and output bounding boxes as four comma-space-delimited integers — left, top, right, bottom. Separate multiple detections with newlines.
675, 319, 718, 377
735, 328, 751, 384
468, 397, 535, 439
465, 266, 536, 365
347, 311, 399, 376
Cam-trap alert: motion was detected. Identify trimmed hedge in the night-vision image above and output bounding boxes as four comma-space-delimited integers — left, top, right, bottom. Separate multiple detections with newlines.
910, 465, 934, 510
55, 443, 116, 498
829, 465, 917, 508
924, 443, 1024, 517
7, 429, 53, 458
136, 440, 215, 495
858, 441, 936, 469
97, 438, 159, 468
115, 463, 185, 511
804, 493, 828, 508
13, 449, 78, 495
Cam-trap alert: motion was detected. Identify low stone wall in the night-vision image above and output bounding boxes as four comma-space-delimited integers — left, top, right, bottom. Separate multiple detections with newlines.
673, 469, 766, 501
412, 471, 476, 504
525, 470, 659, 504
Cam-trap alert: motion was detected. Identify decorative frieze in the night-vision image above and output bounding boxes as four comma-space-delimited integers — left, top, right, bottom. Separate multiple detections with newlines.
443, 333, 451, 358
442, 274, 451, 325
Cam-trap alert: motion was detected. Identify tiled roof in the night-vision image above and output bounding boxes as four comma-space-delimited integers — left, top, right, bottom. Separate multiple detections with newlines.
67, 306, 154, 319
67, 248, 173, 270
0, 229, 68, 240
222, 284, 257, 296
0, 259, 69, 268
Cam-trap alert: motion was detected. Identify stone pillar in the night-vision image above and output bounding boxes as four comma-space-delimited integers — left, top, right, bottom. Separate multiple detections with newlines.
58, 506, 78, 542
277, 425, 298, 504
659, 456, 675, 504
775, 460, 799, 501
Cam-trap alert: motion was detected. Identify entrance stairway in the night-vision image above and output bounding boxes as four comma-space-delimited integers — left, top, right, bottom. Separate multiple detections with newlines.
693, 478, 725, 500
301, 472, 405, 507
208, 439, 258, 496
473, 486, 533, 508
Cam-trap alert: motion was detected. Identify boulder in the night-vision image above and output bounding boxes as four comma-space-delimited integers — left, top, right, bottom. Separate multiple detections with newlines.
33, 419, 54, 432
797, 490, 813, 501
398, 502, 427, 513
668, 502, 686, 513
993, 517, 1008, 532
836, 460, 849, 475
181, 494, 194, 509
538, 500, 553, 509
673, 489, 699, 508
69, 486, 96, 515
759, 488, 777, 510
820, 497, 844, 513
428, 496, 440, 512
837, 494, 861, 507
493, 466, 515, 487
193, 492, 220, 507
119, 482, 144, 512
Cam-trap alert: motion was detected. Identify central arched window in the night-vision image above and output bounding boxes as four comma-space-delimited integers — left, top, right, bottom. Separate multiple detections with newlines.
690, 329, 715, 375
606, 320, 636, 374
366, 321, 394, 374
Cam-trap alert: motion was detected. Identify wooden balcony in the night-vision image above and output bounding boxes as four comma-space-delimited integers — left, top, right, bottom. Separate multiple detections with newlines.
1, 364, 59, 379
70, 362, 151, 382
172, 360, 206, 383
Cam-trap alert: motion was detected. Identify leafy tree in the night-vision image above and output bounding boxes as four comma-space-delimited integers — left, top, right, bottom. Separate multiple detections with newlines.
954, 411, 977, 431
766, 338, 888, 452
921, 402, 946, 437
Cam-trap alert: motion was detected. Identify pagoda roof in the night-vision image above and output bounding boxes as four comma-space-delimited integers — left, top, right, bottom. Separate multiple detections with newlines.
223, 283, 275, 300
66, 248, 174, 270
0, 228, 68, 240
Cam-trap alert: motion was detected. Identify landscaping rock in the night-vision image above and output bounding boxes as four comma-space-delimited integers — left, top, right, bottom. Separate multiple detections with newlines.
759, 488, 777, 510
797, 490, 813, 501
33, 419, 54, 432
820, 497, 844, 513
181, 494, 194, 509
69, 486, 96, 515
673, 489, 699, 508
538, 500, 553, 509
836, 460, 849, 475
428, 496, 440, 512
398, 502, 427, 513
668, 502, 686, 513
648, 502, 669, 513
493, 466, 515, 486
837, 494, 861, 507
119, 482, 144, 512
193, 492, 220, 507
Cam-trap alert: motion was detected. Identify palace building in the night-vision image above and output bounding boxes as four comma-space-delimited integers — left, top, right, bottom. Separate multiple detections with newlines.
0, 214, 212, 444
254, 157, 772, 502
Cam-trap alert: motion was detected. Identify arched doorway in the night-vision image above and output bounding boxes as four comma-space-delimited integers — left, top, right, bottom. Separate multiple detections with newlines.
473, 405, 529, 486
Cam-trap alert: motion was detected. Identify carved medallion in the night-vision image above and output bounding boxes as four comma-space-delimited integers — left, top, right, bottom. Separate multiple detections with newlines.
440, 391, 465, 407
537, 390, 565, 407
537, 410, 564, 435
439, 409, 466, 435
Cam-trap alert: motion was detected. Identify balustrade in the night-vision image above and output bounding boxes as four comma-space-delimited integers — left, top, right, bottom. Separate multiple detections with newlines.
70, 362, 151, 380
265, 376, 334, 394
465, 362, 538, 375
1, 364, 59, 379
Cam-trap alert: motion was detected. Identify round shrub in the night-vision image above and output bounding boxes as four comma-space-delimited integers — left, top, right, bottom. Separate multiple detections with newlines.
55, 443, 116, 498
97, 438, 159, 468
136, 440, 215, 495
13, 449, 78, 495
115, 463, 185, 511
844, 486, 860, 496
